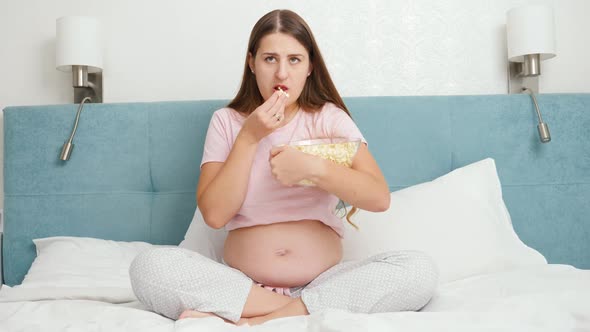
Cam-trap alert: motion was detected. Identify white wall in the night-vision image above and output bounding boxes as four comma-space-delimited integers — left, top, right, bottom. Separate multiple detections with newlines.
1, 0, 589, 209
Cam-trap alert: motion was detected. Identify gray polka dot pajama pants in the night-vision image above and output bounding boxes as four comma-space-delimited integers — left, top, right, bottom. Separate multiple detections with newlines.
129, 247, 439, 323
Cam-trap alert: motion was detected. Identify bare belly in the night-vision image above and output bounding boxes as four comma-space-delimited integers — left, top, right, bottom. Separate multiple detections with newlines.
223, 219, 342, 287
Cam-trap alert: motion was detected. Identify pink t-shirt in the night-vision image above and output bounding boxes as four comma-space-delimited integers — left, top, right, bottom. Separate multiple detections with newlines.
200, 102, 367, 237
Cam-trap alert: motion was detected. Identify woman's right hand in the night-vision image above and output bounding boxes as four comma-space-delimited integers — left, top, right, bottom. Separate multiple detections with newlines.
237, 90, 288, 144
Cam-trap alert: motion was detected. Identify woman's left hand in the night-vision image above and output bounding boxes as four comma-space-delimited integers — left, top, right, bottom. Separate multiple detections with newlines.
269, 146, 324, 186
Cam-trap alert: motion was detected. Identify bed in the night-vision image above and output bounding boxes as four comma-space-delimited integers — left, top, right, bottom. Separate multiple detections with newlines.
1, 94, 589, 331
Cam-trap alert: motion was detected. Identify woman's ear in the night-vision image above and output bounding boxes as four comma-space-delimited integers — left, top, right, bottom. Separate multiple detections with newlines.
248, 52, 255, 74
307, 63, 313, 76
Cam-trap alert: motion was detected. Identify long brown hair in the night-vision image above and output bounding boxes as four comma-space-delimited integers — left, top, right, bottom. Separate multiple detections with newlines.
228, 9, 358, 228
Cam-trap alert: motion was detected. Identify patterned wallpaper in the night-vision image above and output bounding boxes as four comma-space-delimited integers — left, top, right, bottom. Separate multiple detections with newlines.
295, 0, 577, 96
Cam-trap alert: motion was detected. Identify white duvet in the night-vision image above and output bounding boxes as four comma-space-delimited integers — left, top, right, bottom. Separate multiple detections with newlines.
1, 264, 589, 332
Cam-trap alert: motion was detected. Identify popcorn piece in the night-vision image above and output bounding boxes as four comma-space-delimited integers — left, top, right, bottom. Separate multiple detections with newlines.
277, 86, 290, 98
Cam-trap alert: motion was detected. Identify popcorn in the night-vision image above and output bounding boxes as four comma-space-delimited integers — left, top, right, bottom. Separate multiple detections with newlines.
289, 138, 361, 186
277, 86, 290, 98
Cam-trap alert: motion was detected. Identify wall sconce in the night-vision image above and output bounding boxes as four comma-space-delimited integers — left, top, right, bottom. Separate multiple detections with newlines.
506, 4, 554, 144
56, 16, 103, 103
506, 4, 556, 94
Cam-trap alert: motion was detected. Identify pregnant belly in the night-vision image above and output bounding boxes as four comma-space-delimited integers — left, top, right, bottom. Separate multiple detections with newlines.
223, 219, 343, 287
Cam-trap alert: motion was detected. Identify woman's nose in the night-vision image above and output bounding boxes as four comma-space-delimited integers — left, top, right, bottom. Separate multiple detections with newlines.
276, 62, 288, 80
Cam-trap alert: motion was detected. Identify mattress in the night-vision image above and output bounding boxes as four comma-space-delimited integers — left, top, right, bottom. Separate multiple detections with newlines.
1, 264, 588, 331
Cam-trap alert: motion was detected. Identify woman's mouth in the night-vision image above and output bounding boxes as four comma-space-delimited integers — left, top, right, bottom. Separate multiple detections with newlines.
274, 85, 290, 97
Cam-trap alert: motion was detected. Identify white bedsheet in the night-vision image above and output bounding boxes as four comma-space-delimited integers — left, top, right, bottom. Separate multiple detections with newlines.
1, 264, 589, 332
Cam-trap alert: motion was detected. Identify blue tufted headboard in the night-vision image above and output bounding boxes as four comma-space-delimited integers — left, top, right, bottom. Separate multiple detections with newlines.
3, 94, 589, 286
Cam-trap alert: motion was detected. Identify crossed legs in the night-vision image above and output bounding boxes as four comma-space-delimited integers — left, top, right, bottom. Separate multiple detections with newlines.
179, 283, 308, 325
130, 248, 438, 326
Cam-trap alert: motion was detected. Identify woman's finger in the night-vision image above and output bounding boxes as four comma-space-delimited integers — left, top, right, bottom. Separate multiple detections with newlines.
261, 90, 284, 114
269, 94, 287, 121
269, 145, 287, 160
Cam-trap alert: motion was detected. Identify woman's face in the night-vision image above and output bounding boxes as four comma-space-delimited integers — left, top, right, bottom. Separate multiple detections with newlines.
249, 32, 312, 110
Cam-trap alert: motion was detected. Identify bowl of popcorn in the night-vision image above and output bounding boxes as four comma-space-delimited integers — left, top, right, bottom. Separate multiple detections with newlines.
288, 137, 361, 186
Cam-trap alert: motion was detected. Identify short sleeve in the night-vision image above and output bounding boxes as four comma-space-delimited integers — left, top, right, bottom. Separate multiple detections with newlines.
200, 110, 232, 168
327, 106, 368, 146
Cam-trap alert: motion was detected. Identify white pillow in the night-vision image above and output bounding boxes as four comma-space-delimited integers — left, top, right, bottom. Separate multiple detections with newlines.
342, 158, 547, 284
179, 208, 227, 263
3, 236, 159, 302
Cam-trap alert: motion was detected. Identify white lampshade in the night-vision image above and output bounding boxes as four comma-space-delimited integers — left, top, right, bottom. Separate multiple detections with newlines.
506, 4, 556, 62
56, 16, 103, 73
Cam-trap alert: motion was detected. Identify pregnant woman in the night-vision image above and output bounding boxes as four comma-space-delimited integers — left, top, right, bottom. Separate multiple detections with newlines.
130, 9, 438, 326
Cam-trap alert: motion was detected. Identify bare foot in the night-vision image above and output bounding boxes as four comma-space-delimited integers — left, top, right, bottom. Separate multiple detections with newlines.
178, 309, 219, 320
178, 309, 242, 324
236, 318, 250, 326
245, 298, 309, 326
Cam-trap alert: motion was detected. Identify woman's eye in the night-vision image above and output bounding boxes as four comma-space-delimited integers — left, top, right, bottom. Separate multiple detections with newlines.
290, 58, 301, 64
265, 56, 276, 63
